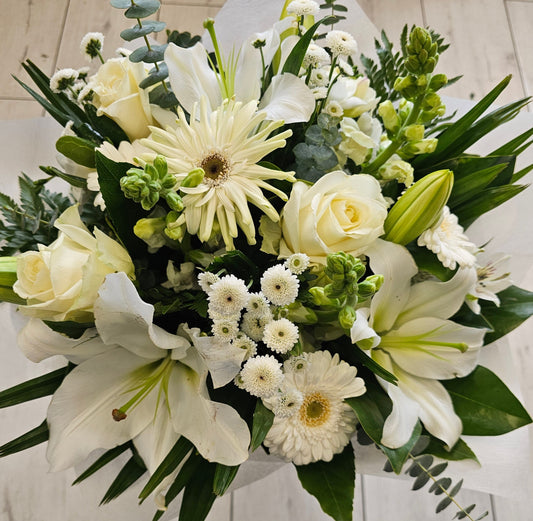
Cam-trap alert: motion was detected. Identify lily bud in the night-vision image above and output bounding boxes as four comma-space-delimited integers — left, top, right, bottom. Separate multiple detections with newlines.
383, 169, 454, 245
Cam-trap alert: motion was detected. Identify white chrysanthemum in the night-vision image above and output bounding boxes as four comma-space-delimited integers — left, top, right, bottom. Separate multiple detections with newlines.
241, 311, 273, 341
325, 30, 358, 57
312, 86, 328, 100
337, 58, 354, 76
50, 69, 79, 93
264, 350, 366, 464
198, 271, 220, 294
285, 354, 309, 372
287, 0, 320, 16
115, 47, 131, 58
309, 67, 330, 88
246, 292, 271, 316
77, 84, 94, 103
208, 275, 249, 317
418, 206, 477, 270
263, 318, 299, 354
324, 100, 344, 118
77, 66, 90, 81
266, 387, 304, 418
232, 333, 258, 360
80, 32, 104, 61
141, 98, 294, 249
285, 253, 310, 275
212, 319, 240, 341
240, 355, 284, 397
303, 44, 331, 68
261, 265, 300, 306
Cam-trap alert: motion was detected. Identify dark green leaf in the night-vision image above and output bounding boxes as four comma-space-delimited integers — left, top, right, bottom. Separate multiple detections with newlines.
84, 104, 129, 146
436, 495, 453, 513
412, 472, 430, 490
139, 63, 169, 88
443, 365, 532, 435
56, 136, 96, 168
424, 437, 479, 463
449, 478, 463, 497
491, 126, 533, 156
0, 366, 69, 409
73, 443, 131, 485
407, 455, 433, 477
139, 437, 193, 502
380, 421, 422, 474
121, 21, 166, 41
39, 166, 88, 189
296, 443, 355, 521
429, 477, 451, 495
0, 420, 48, 457
100, 454, 146, 504
455, 505, 476, 519
429, 462, 448, 476
178, 459, 217, 521
124, 0, 160, 18
512, 163, 533, 183
162, 452, 203, 510
251, 399, 275, 451
129, 44, 168, 63
95, 152, 147, 258
332, 4, 348, 11
213, 464, 239, 496
407, 244, 455, 281
449, 164, 508, 208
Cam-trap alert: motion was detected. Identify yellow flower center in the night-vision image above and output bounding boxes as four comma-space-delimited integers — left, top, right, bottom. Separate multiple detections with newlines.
200, 152, 231, 186
300, 392, 331, 427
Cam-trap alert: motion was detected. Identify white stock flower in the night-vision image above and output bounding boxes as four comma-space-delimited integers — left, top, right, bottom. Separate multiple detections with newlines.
327, 77, 378, 118
240, 355, 284, 397
325, 30, 358, 57
263, 351, 365, 464
279, 171, 388, 263
418, 206, 477, 270
338, 114, 381, 166
261, 264, 300, 305
263, 318, 299, 354
352, 240, 485, 449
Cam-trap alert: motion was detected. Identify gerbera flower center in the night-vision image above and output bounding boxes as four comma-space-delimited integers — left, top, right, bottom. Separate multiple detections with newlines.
300, 392, 331, 427
200, 152, 231, 185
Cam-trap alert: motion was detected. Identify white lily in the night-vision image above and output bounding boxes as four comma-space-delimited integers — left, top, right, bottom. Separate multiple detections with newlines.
164, 19, 315, 123
19, 272, 249, 474
351, 239, 485, 448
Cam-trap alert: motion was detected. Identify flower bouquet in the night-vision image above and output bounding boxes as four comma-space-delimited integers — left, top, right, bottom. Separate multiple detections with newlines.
1, 0, 532, 520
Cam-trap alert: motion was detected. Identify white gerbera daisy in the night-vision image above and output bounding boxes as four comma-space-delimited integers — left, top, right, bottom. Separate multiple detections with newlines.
240, 355, 284, 397
418, 206, 477, 270
261, 265, 300, 306
141, 98, 294, 249
285, 253, 310, 275
263, 318, 299, 354
263, 350, 366, 464
208, 275, 249, 317
325, 30, 358, 57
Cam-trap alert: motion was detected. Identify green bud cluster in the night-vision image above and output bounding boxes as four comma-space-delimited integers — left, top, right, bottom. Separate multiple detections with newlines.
324, 252, 366, 299
404, 27, 439, 75
120, 155, 183, 212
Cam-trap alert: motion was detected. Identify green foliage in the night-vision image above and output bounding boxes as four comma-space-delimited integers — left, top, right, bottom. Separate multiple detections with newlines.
424, 437, 479, 464
39, 165, 87, 189
55, 135, 96, 168
250, 399, 275, 451
213, 464, 239, 496
120, 20, 166, 41
0, 365, 71, 409
100, 453, 147, 504
166, 29, 201, 48
0, 174, 72, 255
72, 443, 131, 485
178, 458, 217, 521
295, 443, 355, 521
380, 422, 422, 474
443, 365, 532, 435
0, 420, 48, 457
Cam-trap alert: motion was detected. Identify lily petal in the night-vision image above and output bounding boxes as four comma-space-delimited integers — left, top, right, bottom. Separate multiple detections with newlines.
168, 363, 250, 466
350, 308, 381, 349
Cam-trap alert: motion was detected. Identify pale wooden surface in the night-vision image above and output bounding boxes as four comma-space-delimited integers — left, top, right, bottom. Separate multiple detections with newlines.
0, 1, 532, 521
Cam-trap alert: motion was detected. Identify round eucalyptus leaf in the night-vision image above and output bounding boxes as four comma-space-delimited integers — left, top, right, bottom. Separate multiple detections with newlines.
110, 0, 133, 8
129, 44, 167, 63
120, 21, 166, 41
139, 63, 169, 88
124, 0, 161, 19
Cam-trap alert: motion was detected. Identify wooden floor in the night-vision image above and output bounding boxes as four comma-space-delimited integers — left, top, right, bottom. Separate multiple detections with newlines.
0, 1, 532, 521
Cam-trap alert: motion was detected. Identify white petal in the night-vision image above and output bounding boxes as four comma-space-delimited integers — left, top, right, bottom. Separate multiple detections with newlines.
366, 239, 418, 333
168, 363, 250, 465
54, 205, 96, 251
396, 267, 477, 325
18, 318, 108, 364
350, 308, 380, 349
95, 273, 190, 359
47, 348, 159, 471
382, 317, 483, 379
259, 74, 315, 123
165, 42, 221, 114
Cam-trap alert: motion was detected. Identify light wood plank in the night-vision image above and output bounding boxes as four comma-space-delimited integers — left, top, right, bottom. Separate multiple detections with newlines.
158, 4, 220, 37
492, 495, 533, 521
507, 1, 533, 103
363, 475, 496, 521
0, 99, 44, 120
423, 0, 525, 104
0, 0, 69, 98
55, 0, 134, 70
232, 464, 365, 520
161, 0, 211, 5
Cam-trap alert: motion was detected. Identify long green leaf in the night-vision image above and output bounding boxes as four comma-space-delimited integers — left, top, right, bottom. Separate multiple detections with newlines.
56, 136, 97, 168
100, 454, 147, 505
449, 163, 507, 207
491, 126, 533, 156
295, 443, 355, 521
161, 452, 203, 513
250, 399, 275, 451
213, 464, 239, 496
72, 443, 131, 485
511, 163, 533, 183
424, 437, 479, 463
178, 459, 217, 521
138, 437, 193, 502
0, 366, 69, 409
0, 420, 48, 457
380, 421, 422, 474
443, 365, 532, 435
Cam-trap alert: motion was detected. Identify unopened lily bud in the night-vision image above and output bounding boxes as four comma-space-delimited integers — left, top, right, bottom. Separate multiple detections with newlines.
383, 169, 454, 245
134, 216, 166, 241
378, 100, 400, 133
357, 274, 384, 299
338, 305, 357, 329
181, 167, 205, 188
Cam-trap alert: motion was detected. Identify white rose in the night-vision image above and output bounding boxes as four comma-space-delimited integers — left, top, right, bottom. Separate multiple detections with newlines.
14, 206, 134, 322
327, 77, 378, 118
279, 171, 388, 263
89, 57, 153, 140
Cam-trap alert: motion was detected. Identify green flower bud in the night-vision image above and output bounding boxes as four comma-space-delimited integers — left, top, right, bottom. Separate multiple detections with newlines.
134, 216, 166, 241
405, 27, 438, 74
403, 124, 425, 142
181, 167, 205, 188
154, 155, 168, 178
378, 101, 400, 133
338, 305, 357, 330
357, 274, 384, 299
429, 73, 448, 91
164, 191, 184, 212
383, 169, 454, 245
309, 286, 338, 307
165, 211, 186, 241
378, 158, 414, 186
401, 137, 438, 157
